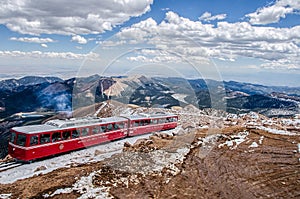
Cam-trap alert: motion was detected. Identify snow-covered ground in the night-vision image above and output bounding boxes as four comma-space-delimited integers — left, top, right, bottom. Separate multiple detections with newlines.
171, 94, 188, 104
43, 171, 112, 199
0, 132, 166, 184
218, 131, 249, 150
0, 194, 11, 199
257, 126, 298, 136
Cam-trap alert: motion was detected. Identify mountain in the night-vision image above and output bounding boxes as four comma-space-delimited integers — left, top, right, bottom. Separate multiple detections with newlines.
0, 76, 63, 92
0, 75, 117, 118
149, 77, 300, 116
224, 80, 300, 96
0, 75, 299, 120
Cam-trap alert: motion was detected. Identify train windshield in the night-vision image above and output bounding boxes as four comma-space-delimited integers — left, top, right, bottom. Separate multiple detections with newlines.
16, 134, 27, 146
10, 131, 16, 143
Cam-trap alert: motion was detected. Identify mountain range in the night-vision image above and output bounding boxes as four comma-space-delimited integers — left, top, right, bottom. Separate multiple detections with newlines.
0, 75, 299, 119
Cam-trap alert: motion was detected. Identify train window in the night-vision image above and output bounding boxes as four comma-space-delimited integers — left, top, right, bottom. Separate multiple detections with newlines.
100, 125, 106, 133
151, 119, 158, 124
62, 131, 71, 140
118, 122, 125, 129
171, 117, 177, 122
81, 128, 89, 137
158, 119, 163, 123
133, 121, 139, 127
10, 132, 16, 143
40, 134, 51, 144
30, 135, 39, 146
72, 130, 80, 138
114, 123, 120, 130
92, 127, 99, 134
16, 134, 27, 146
144, 120, 150, 125
166, 118, 172, 122
52, 132, 61, 142
107, 124, 113, 131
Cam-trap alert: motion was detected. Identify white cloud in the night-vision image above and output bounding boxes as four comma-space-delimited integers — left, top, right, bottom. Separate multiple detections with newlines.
41, 43, 48, 48
0, 50, 99, 60
114, 11, 300, 69
0, 0, 153, 35
246, 0, 300, 24
96, 40, 126, 47
161, 8, 170, 11
71, 35, 87, 44
10, 37, 55, 43
261, 59, 300, 70
127, 49, 184, 63
199, 12, 227, 21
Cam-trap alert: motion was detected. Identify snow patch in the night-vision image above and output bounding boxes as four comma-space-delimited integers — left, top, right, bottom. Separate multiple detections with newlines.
198, 134, 222, 146
172, 94, 188, 104
298, 143, 300, 153
43, 172, 112, 199
257, 126, 298, 136
259, 136, 264, 145
249, 142, 258, 148
248, 112, 259, 119
195, 134, 222, 158
218, 131, 249, 150
0, 194, 11, 199
281, 118, 300, 126
73, 172, 112, 199
43, 188, 73, 198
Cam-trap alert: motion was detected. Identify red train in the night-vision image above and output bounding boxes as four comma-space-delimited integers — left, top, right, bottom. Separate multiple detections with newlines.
8, 113, 178, 162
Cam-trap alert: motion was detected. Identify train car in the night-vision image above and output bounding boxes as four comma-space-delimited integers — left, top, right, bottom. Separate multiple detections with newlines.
8, 113, 178, 162
8, 116, 128, 162
125, 113, 178, 136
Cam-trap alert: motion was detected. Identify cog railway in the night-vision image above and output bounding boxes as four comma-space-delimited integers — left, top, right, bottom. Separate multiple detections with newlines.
8, 113, 178, 162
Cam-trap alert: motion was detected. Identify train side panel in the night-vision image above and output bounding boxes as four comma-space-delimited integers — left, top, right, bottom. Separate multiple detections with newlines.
9, 127, 127, 161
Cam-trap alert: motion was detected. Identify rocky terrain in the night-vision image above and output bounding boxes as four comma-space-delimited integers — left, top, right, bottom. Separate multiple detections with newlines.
0, 102, 299, 199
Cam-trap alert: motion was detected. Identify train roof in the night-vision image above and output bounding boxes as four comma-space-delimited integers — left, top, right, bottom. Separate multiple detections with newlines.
123, 113, 177, 120
12, 116, 127, 134
12, 124, 58, 134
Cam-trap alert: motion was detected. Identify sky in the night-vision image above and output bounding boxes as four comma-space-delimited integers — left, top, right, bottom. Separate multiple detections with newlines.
0, 0, 300, 86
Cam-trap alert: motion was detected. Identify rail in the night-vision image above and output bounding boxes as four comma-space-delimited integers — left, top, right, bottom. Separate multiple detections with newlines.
0, 161, 23, 172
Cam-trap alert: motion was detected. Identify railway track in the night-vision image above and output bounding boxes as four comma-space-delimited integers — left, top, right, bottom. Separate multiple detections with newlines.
0, 161, 22, 172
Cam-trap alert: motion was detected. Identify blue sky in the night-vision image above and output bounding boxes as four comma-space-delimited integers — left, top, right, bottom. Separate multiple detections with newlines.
0, 0, 300, 86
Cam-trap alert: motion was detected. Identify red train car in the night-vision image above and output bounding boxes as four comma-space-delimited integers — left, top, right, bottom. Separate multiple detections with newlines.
125, 113, 178, 136
8, 113, 178, 162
